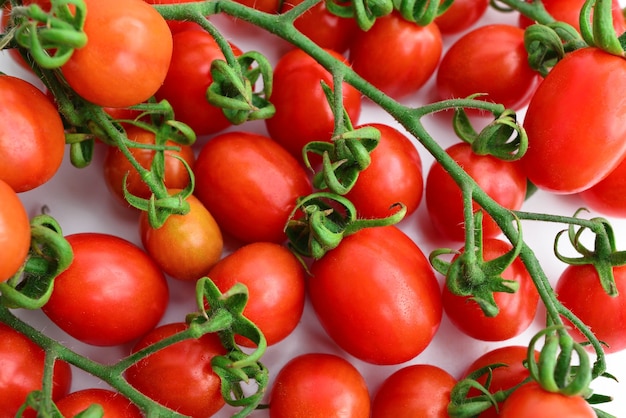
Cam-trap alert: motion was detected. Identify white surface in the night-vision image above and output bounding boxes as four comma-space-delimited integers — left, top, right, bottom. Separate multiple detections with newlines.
3, 5, 626, 417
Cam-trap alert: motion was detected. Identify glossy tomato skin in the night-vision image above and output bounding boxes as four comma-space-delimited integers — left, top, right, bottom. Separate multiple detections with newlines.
61, 0, 173, 107
349, 11, 442, 99
521, 47, 626, 194
434, 0, 489, 34
207, 242, 306, 347
55, 389, 142, 417
0, 75, 65, 192
425, 142, 527, 242
371, 364, 457, 418
308, 225, 442, 365
265, 48, 361, 161
193, 131, 312, 244
125, 322, 227, 417
579, 156, 626, 217
42, 233, 169, 346
442, 238, 539, 341
0, 323, 72, 418
436, 24, 540, 111
500, 382, 596, 418
0, 179, 30, 282
555, 264, 626, 353
139, 193, 223, 281
269, 353, 370, 418
155, 29, 241, 136
345, 123, 424, 218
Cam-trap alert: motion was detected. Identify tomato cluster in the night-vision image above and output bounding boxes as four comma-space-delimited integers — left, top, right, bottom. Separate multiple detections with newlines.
2, 0, 626, 416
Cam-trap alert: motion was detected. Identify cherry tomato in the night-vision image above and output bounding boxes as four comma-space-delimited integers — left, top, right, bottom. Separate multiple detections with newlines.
425, 142, 527, 242
371, 364, 457, 418
344, 123, 424, 218
42, 233, 169, 346
578, 156, 626, 217
269, 353, 370, 418
193, 131, 312, 244
125, 322, 227, 417
308, 225, 442, 365
0, 75, 65, 192
555, 263, 626, 354
0, 323, 72, 418
265, 48, 361, 161
436, 24, 540, 111
102, 125, 196, 207
521, 47, 626, 194
61, 0, 173, 108
55, 389, 142, 417
0, 179, 30, 282
155, 29, 242, 136
349, 11, 442, 99
442, 238, 539, 341
434, 0, 489, 34
207, 242, 306, 347
500, 381, 596, 418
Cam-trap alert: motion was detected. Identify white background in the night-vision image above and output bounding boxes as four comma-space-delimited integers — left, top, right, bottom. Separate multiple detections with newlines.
2, 3, 626, 417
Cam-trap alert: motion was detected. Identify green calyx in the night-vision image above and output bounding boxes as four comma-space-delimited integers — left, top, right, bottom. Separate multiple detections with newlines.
325, 0, 394, 31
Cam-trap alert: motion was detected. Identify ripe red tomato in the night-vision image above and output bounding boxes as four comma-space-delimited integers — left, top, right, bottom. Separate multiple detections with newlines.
125, 322, 227, 417
371, 364, 457, 418
193, 131, 312, 244
0, 323, 72, 418
349, 11, 442, 99
436, 24, 540, 111
521, 47, 626, 194
578, 156, 626, 217
155, 29, 242, 136
555, 263, 626, 354
232, 0, 281, 13
102, 125, 196, 207
308, 225, 442, 365
344, 123, 424, 218
61, 0, 173, 108
41, 233, 169, 346
425, 142, 527, 242
139, 193, 223, 281
0, 179, 31, 282
442, 238, 539, 341
500, 381, 595, 418
265, 48, 362, 161
269, 353, 370, 418
0, 75, 65, 192
434, 0, 489, 34
207, 242, 306, 347
55, 389, 142, 417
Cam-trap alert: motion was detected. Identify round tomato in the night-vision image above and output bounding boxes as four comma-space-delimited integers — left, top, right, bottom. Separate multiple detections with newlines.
555, 263, 626, 354
207, 241, 306, 347
425, 142, 527, 242
442, 238, 539, 341
61, 0, 173, 108
41, 233, 169, 346
0, 323, 72, 418
193, 131, 312, 244
308, 225, 442, 365
265, 48, 362, 161
155, 29, 242, 136
521, 47, 626, 194
0, 75, 65, 192
500, 381, 595, 418
102, 125, 196, 207
371, 364, 457, 418
436, 24, 540, 111
434, 0, 489, 34
578, 156, 626, 217
125, 322, 227, 417
344, 123, 424, 218
269, 353, 370, 418
55, 389, 142, 417
0, 179, 31, 282
349, 11, 442, 99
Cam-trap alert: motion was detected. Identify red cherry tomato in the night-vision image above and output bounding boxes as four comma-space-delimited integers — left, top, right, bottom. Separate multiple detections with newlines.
578, 156, 626, 217
269, 353, 370, 418
0, 75, 65, 192
500, 382, 596, 418
434, 0, 489, 34
42, 233, 169, 346
308, 225, 442, 365
0, 179, 31, 282
55, 389, 142, 417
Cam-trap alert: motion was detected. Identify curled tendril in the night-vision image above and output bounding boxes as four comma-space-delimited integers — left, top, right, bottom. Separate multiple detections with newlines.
524, 22, 587, 77
580, 0, 625, 56
392, 0, 453, 26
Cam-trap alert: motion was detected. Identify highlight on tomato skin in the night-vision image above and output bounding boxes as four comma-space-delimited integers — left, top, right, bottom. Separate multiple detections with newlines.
0, 179, 31, 283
